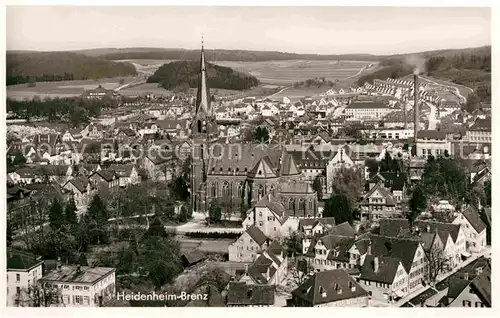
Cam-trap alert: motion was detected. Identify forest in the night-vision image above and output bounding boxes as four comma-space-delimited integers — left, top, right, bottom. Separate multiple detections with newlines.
6, 52, 137, 85
147, 60, 259, 91
357, 48, 491, 102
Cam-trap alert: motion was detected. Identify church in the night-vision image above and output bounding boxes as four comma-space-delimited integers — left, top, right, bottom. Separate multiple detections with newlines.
190, 42, 319, 218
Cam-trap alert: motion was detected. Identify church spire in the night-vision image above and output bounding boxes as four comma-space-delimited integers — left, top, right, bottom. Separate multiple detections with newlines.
195, 35, 212, 119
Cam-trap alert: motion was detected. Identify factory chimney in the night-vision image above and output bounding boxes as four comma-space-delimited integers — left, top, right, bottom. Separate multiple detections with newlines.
413, 72, 419, 143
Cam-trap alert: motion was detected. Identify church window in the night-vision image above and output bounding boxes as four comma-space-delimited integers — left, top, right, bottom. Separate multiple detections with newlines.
288, 198, 295, 210
258, 184, 264, 199
309, 201, 313, 209
211, 183, 217, 197
237, 182, 244, 198
299, 199, 305, 210
222, 181, 230, 197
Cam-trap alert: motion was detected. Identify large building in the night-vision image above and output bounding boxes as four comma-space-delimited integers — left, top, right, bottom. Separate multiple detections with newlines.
38, 264, 116, 307
7, 249, 44, 307
190, 43, 319, 216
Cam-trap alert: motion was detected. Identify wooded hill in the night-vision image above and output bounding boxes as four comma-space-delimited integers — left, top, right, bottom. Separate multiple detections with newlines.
6, 51, 137, 85
357, 46, 491, 102
147, 60, 259, 91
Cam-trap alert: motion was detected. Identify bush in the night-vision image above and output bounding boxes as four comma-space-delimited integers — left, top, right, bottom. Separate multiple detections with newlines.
184, 231, 241, 240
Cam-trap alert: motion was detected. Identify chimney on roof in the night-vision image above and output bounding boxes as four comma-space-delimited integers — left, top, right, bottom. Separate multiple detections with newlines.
76, 264, 81, 274
244, 264, 248, 275
476, 267, 483, 275
57, 257, 62, 272
374, 256, 380, 272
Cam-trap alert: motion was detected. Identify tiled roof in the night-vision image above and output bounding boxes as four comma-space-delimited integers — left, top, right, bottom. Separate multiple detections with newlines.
280, 152, 301, 176
461, 206, 486, 233
360, 254, 401, 284
226, 282, 275, 306
417, 130, 446, 140
7, 249, 43, 270
248, 156, 278, 179
40, 265, 115, 284
245, 225, 268, 246
291, 269, 368, 306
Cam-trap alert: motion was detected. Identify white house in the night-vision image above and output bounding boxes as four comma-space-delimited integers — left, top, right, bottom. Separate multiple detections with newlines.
7, 249, 44, 307
228, 225, 270, 263
452, 206, 487, 253
38, 264, 116, 307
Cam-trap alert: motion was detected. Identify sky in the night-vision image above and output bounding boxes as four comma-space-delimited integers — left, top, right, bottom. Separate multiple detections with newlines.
6, 6, 491, 55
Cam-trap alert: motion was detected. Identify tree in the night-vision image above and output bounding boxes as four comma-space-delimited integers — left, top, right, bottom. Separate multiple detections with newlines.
64, 197, 78, 226
283, 231, 302, 257
312, 175, 323, 201
465, 92, 480, 113
330, 166, 364, 206
426, 246, 449, 283
255, 126, 270, 143
287, 257, 311, 287
484, 180, 491, 207
139, 235, 183, 291
78, 252, 89, 266
408, 185, 427, 225
85, 195, 109, 245
7, 222, 14, 247
170, 176, 190, 201
16, 284, 63, 307
365, 159, 379, 178
323, 193, 354, 225
208, 200, 222, 224
145, 217, 168, 239
48, 199, 65, 231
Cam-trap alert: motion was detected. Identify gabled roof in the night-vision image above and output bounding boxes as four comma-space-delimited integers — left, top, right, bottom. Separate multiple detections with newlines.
360, 254, 402, 284
254, 197, 288, 224
64, 176, 90, 193
363, 183, 396, 206
280, 152, 301, 176
460, 206, 486, 233
362, 235, 421, 273
291, 269, 369, 306
7, 248, 43, 270
245, 225, 268, 246
279, 180, 314, 194
415, 221, 461, 243
248, 156, 277, 179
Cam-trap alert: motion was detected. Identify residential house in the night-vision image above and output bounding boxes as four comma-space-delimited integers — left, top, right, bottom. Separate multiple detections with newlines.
62, 176, 95, 207
81, 123, 105, 140
342, 101, 392, 121
228, 225, 270, 263
360, 183, 399, 220
40, 165, 74, 185
358, 255, 409, 302
7, 249, 44, 307
242, 196, 292, 239
239, 241, 287, 286
115, 128, 137, 143
416, 130, 451, 158
62, 129, 83, 142
439, 262, 490, 307
108, 164, 140, 187
39, 264, 116, 307
88, 170, 119, 190
142, 152, 172, 181
464, 118, 491, 143
452, 206, 487, 253
291, 269, 369, 307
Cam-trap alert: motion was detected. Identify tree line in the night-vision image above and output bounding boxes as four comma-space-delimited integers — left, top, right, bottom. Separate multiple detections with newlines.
7, 51, 137, 86
6, 96, 116, 127
147, 61, 259, 91
293, 77, 336, 89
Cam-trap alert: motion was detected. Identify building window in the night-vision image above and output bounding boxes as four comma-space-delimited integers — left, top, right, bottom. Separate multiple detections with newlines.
211, 183, 217, 197
463, 300, 471, 307
259, 221, 263, 226
222, 181, 230, 197
16, 274, 20, 282
237, 182, 244, 198
75, 295, 82, 304
16, 287, 21, 295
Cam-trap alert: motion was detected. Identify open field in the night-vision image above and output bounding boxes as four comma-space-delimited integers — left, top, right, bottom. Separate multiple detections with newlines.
6, 77, 137, 100
115, 59, 376, 85
213, 60, 375, 85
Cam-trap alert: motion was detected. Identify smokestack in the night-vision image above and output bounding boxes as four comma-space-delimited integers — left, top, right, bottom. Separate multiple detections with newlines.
413, 73, 419, 143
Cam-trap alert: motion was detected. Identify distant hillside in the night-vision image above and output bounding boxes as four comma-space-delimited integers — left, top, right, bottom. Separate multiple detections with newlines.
76, 48, 380, 62
147, 61, 259, 91
6, 52, 137, 85
357, 46, 491, 102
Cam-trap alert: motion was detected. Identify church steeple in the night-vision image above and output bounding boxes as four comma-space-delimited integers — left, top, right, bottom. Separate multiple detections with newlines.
194, 36, 212, 121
